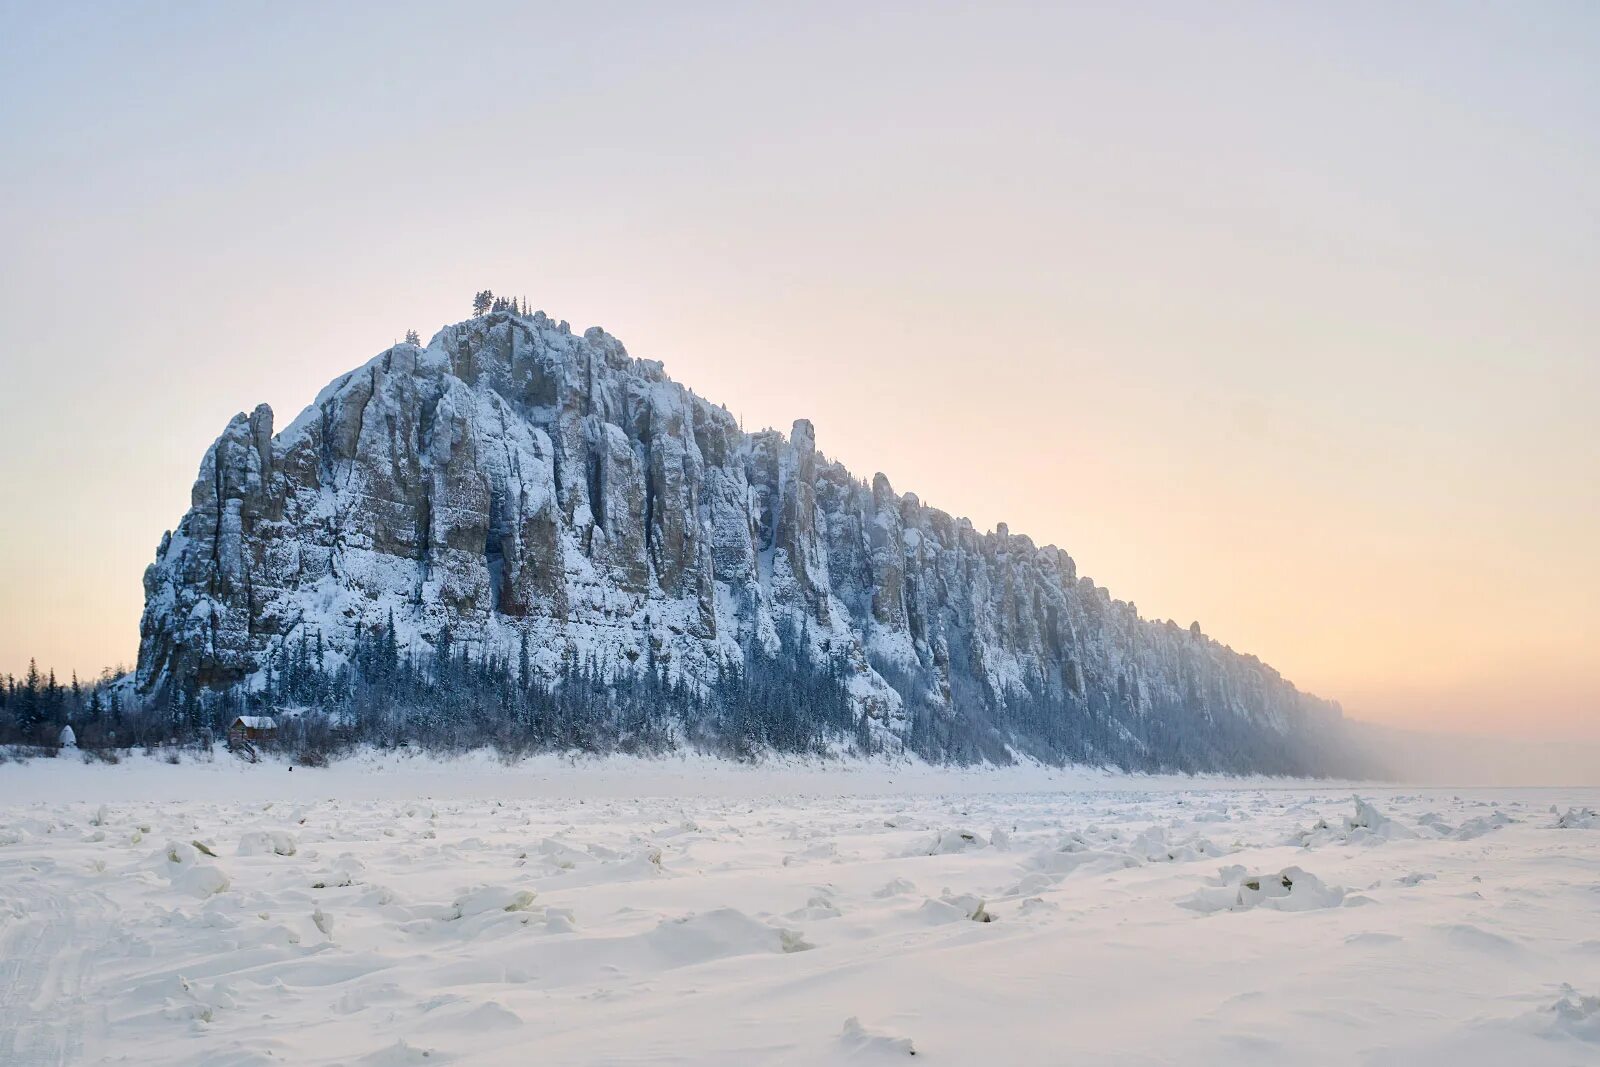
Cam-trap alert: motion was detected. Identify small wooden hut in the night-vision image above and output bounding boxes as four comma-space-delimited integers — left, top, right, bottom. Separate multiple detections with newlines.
227, 715, 279, 748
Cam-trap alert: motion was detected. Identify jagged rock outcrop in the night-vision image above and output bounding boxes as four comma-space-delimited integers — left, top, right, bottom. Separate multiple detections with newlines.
138, 308, 1355, 770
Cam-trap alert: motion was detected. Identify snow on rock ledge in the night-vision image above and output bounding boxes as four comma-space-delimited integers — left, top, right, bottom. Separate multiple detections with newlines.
136, 307, 1360, 772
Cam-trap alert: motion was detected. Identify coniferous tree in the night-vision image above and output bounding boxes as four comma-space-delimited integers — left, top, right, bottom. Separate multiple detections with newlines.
19, 660, 43, 734
45, 669, 62, 724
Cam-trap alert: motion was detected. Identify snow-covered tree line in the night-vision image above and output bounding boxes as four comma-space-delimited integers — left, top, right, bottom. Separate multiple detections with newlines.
2, 625, 1369, 776
0, 619, 870, 763
0, 659, 127, 749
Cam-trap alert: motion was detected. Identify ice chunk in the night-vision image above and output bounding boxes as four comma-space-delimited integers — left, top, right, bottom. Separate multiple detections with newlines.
1554, 807, 1598, 829
160, 841, 230, 898
839, 1016, 916, 1057
1180, 866, 1347, 914
451, 886, 538, 919
913, 829, 989, 855
238, 830, 299, 856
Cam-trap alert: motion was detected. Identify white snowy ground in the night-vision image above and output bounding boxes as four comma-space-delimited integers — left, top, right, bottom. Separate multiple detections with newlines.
2, 753, 1599, 1066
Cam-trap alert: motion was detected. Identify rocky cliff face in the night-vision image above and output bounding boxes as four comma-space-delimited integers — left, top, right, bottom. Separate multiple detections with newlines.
138, 309, 1352, 769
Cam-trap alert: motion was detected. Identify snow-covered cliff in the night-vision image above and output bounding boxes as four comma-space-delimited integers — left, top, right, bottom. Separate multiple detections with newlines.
137, 308, 1355, 771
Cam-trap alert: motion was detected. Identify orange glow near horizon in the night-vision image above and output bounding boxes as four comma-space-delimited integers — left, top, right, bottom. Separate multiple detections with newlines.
0, 6, 1594, 743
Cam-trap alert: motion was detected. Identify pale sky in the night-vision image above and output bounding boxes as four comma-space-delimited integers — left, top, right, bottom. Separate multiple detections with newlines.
0, 3, 1595, 740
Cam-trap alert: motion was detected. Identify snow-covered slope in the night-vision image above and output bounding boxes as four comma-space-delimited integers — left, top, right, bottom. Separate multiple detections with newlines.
137, 308, 1356, 771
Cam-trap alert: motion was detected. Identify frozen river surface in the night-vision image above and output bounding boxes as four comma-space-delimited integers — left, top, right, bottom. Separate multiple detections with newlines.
2, 756, 1597, 1065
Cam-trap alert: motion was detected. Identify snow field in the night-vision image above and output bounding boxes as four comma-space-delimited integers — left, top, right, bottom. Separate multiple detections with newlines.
1, 762, 1599, 1064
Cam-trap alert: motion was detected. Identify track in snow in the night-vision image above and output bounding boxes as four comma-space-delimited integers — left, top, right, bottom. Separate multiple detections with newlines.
0, 861, 103, 1066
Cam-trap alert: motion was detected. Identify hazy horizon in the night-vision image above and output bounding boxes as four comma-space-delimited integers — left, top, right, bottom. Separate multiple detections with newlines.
1, 3, 1595, 743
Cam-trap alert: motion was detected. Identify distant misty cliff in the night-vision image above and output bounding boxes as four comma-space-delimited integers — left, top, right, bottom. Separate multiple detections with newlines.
136, 303, 1366, 774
